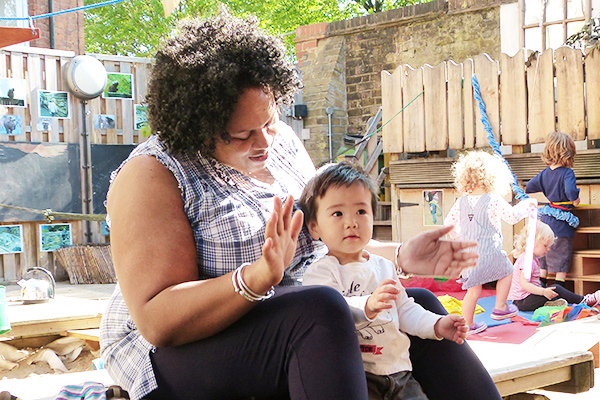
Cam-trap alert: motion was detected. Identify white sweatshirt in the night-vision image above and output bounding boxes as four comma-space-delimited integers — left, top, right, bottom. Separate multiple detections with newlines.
303, 252, 442, 375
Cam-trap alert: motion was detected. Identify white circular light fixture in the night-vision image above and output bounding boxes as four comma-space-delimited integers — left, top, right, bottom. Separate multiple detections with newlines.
63, 55, 107, 100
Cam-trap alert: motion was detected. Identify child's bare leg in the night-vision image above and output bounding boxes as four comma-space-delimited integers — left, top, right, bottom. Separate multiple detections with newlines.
555, 271, 567, 282
461, 285, 482, 326
494, 274, 512, 310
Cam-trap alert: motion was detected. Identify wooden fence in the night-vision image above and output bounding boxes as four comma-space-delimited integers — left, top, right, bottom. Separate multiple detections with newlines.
381, 47, 600, 154
0, 46, 152, 282
381, 47, 600, 243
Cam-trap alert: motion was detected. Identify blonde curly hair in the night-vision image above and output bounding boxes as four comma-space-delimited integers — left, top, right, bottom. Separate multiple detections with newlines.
511, 221, 555, 258
451, 150, 513, 196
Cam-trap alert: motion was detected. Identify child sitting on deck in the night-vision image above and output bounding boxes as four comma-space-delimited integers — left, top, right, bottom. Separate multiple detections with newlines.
508, 221, 600, 311
300, 162, 469, 400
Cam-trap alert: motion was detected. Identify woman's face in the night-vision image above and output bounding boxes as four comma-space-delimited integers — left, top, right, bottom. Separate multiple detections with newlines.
213, 87, 279, 174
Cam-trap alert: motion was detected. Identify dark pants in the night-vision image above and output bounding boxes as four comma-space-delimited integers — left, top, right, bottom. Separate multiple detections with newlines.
146, 286, 501, 400
147, 286, 368, 400
512, 285, 584, 311
405, 288, 502, 400
366, 370, 427, 400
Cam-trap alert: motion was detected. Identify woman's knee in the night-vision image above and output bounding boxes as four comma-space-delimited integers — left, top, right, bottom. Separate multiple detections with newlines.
406, 288, 447, 315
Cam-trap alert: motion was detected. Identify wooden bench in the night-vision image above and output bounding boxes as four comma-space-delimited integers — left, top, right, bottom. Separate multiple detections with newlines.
66, 328, 101, 352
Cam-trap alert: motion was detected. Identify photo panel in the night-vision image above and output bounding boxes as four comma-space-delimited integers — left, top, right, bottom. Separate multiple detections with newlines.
37, 117, 52, 131
0, 77, 27, 108
39, 223, 73, 252
38, 90, 70, 119
94, 114, 116, 130
423, 190, 444, 226
0, 224, 24, 254
134, 103, 150, 136
103, 72, 134, 99
0, 115, 24, 135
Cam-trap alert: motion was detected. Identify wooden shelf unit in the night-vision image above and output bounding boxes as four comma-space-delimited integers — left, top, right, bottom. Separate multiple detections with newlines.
568, 206, 600, 295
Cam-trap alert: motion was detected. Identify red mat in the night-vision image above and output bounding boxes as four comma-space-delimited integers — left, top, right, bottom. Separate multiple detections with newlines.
404, 277, 539, 344
466, 316, 540, 344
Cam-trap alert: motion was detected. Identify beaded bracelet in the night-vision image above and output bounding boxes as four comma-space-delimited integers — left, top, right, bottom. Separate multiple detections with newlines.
394, 243, 413, 279
231, 263, 275, 302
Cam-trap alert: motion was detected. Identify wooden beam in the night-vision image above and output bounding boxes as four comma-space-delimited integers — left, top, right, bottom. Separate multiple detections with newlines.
0, 27, 40, 48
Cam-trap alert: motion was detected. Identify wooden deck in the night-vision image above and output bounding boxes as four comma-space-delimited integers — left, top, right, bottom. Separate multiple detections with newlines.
470, 316, 600, 398
0, 282, 598, 399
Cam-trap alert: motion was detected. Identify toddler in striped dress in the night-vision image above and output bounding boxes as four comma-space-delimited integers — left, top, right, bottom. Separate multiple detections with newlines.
444, 151, 535, 335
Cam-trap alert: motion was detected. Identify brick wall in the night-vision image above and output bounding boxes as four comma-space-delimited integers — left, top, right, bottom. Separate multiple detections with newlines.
29, 0, 85, 54
295, 0, 511, 165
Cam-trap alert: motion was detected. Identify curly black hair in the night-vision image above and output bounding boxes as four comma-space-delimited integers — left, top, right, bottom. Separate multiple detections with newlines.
145, 9, 302, 155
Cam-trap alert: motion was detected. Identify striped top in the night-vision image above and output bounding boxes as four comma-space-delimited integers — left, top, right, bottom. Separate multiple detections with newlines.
100, 122, 326, 400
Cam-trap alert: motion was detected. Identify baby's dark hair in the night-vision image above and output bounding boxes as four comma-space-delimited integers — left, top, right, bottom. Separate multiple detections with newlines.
299, 161, 379, 225
146, 8, 301, 156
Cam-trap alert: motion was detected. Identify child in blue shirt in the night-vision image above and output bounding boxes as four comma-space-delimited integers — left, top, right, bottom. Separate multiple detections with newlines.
526, 132, 580, 287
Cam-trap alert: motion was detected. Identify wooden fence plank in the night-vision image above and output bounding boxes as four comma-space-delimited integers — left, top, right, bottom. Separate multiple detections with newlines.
0, 51, 9, 143
44, 56, 60, 142
9, 53, 26, 144
447, 60, 463, 149
500, 49, 527, 145
423, 63, 448, 151
555, 46, 585, 140
402, 65, 425, 153
527, 49, 555, 144
120, 62, 134, 144
133, 62, 150, 144
60, 56, 77, 144
585, 48, 600, 140
473, 53, 500, 148
463, 59, 475, 149
103, 62, 118, 144
27, 54, 43, 142
382, 69, 404, 154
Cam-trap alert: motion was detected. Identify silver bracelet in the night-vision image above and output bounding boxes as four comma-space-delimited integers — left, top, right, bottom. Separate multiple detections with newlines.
231, 263, 275, 302
394, 243, 413, 279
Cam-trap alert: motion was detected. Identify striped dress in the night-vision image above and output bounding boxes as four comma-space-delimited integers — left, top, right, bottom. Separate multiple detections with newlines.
457, 193, 514, 289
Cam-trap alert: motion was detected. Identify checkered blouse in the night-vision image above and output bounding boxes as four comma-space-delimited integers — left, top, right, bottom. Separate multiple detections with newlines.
99, 122, 326, 400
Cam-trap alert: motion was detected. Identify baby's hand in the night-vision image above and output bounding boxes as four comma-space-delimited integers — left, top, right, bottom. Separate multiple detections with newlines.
434, 314, 468, 345
365, 279, 400, 319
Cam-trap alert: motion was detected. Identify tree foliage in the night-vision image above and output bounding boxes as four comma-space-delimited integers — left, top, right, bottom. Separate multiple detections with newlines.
84, 0, 426, 57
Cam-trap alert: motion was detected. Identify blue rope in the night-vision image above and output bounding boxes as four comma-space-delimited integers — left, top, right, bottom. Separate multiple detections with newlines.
471, 75, 579, 228
0, 0, 127, 20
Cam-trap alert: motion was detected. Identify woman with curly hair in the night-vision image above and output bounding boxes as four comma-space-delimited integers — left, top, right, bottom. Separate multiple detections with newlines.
100, 9, 497, 400
444, 151, 536, 335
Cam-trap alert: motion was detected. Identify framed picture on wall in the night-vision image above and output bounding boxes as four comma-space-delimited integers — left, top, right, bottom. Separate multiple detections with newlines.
423, 190, 444, 226
0, 224, 24, 254
103, 72, 134, 99
0, 77, 27, 108
94, 114, 116, 130
39, 223, 73, 252
0, 115, 24, 136
38, 90, 71, 119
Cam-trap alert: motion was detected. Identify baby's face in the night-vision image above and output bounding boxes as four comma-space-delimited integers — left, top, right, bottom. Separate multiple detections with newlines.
307, 182, 374, 265
533, 238, 553, 258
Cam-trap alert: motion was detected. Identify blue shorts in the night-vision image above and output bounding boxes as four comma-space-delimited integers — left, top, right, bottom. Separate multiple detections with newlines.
539, 237, 573, 274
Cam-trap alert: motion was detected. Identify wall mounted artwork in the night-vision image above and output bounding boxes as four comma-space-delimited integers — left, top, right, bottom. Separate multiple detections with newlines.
39, 223, 73, 252
0, 78, 27, 107
423, 190, 444, 226
38, 90, 70, 119
0, 225, 24, 254
103, 72, 134, 100
0, 115, 23, 135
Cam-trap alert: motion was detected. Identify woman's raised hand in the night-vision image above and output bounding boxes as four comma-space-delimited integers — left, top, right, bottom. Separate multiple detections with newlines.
259, 195, 304, 287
